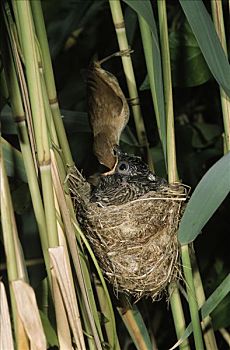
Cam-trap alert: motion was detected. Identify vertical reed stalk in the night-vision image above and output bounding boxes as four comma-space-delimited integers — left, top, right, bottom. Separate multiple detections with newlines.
138, 16, 166, 161
109, 0, 149, 151
191, 252, 218, 350
157, 3, 191, 349
3, 43, 51, 282
211, 1, 230, 152
30, 0, 74, 167
15, 1, 59, 248
157, 1, 177, 183
1, 155, 19, 345
181, 245, 204, 350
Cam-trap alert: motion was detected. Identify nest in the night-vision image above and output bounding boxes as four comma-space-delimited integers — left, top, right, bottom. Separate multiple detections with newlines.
68, 167, 188, 300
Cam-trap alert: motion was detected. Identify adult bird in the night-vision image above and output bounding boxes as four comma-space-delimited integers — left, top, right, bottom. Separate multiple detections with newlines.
91, 150, 167, 206
87, 61, 129, 171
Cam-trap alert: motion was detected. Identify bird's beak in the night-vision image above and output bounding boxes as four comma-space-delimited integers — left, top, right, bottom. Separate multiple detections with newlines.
102, 157, 118, 176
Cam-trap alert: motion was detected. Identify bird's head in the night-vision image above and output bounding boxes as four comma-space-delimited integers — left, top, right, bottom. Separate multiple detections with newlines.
113, 150, 166, 187
93, 133, 118, 170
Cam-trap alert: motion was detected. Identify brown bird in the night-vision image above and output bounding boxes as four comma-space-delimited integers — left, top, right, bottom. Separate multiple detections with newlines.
87, 61, 129, 170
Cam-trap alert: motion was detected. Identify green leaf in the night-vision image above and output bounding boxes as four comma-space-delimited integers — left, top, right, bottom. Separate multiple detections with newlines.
123, 0, 167, 161
169, 20, 212, 87
179, 0, 230, 96
212, 293, 230, 330
169, 274, 230, 349
178, 152, 230, 245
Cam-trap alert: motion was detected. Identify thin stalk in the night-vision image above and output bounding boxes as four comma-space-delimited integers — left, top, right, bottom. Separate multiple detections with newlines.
109, 0, 149, 150
30, 0, 74, 167
4, 46, 51, 282
157, 0, 177, 183
169, 282, 190, 350
94, 275, 121, 350
40, 74, 67, 183
15, 1, 59, 248
181, 245, 204, 350
1, 154, 19, 345
191, 252, 218, 350
211, 1, 230, 152
157, 3, 189, 349
138, 16, 166, 162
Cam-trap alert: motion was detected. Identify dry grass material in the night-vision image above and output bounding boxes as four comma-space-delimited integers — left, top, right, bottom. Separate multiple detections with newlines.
68, 166, 188, 300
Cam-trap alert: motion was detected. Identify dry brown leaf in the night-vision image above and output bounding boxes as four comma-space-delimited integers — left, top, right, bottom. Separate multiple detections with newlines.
51, 268, 73, 350
49, 246, 86, 350
0, 282, 14, 350
12, 280, 46, 350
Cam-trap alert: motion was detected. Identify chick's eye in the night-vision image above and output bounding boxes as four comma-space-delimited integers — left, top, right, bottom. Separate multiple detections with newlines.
117, 161, 130, 174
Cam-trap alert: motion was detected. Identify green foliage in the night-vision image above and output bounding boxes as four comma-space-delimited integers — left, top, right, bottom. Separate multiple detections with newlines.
178, 152, 230, 244
170, 20, 212, 87
1, 0, 230, 349
180, 0, 230, 96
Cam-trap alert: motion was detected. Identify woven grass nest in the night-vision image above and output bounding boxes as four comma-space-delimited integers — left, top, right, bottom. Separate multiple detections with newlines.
68, 166, 188, 300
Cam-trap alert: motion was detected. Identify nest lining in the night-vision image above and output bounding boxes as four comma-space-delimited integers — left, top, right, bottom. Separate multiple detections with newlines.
68, 167, 187, 299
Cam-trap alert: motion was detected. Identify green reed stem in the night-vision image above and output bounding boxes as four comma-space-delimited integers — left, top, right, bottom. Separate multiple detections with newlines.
157, 0, 178, 183
157, 3, 191, 349
138, 16, 166, 162
3, 37, 51, 283
30, 0, 74, 167
109, 0, 149, 151
15, 1, 59, 248
211, 1, 230, 152
1, 154, 19, 344
181, 245, 204, 350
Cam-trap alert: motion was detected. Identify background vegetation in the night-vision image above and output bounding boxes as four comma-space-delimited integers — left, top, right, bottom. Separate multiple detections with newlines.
1, 0, 230, 349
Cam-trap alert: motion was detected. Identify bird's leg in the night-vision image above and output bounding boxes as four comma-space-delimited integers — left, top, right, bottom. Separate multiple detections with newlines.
98, 48, 134, 65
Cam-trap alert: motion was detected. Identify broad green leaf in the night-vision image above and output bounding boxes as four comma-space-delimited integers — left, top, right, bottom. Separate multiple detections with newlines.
212, 293, 230, 330
2, 137, 27, 182
123, 0, 167, 161
169, 274, 230, 350
180, 0, 230, 96
178, 152, 230, 245
169, 20, 212, 87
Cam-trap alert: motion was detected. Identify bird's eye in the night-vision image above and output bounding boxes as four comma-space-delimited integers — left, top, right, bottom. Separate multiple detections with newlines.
117, 161, 130, 174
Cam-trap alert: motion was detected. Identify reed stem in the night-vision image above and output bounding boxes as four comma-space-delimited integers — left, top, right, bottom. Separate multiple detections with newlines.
181, 245, 204, 350
157, 0, 178, 183
109, 0, 148, 151
211, 1, 230, 152
15, 1, 59, 248
30, 0, 74, 167
1, 154, 19, 344
138, 15, 166, 162
3, 41, 51, 282
157, 3, 190, 349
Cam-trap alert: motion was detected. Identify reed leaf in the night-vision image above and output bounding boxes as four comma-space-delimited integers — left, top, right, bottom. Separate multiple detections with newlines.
178, 152, 230, 245
49, 246, 86, 350
12, 280, 46, 350
169, 273, 230, 350
179, 0, 230, 97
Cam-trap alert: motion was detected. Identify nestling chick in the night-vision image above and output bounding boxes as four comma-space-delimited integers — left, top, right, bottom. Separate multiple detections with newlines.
87, 61, 129, 170
91, 151, 167, 206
